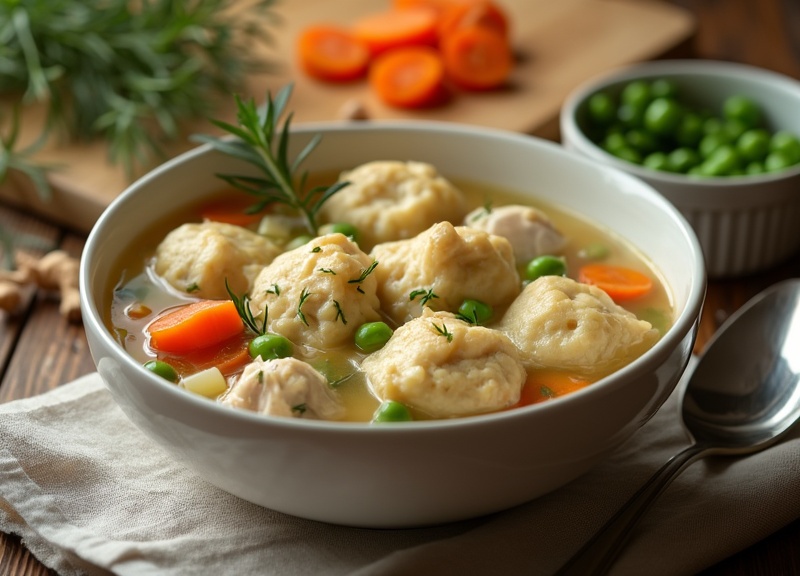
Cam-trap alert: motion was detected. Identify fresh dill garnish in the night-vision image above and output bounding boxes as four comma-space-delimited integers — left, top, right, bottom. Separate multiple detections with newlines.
1, 0, 280, 178
297, 287, 312, 326
265, 284, 281, 296
193, 84, 351, 235
292, 403, 307, 414
311, 246, 322, 253
318, 267, 336, 275
225, 279, 267, 335
333, 300, 347, 325
348, 260, 378, 294
540, 385, 555, 398
469, 199, 493, 221
410, 288, 439, 306
431, 321, 453, 342
186, 282, 201, 293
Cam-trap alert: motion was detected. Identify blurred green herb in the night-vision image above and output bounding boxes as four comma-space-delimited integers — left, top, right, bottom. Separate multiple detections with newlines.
193, 84, 350, 235
0, 0, 280, 178
0, 104, 53, 200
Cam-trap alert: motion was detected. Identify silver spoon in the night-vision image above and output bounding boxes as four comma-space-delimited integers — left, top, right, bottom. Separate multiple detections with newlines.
556, 278, 800, 576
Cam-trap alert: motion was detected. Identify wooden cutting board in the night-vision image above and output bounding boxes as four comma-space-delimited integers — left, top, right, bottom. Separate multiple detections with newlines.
0, 0, 694, 233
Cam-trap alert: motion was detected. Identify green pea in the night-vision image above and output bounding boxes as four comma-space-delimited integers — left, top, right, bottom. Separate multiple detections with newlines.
616, 102, 646, 128
602, 132, 628, 154
765, 150, 795, 172
736, 129, 770, 162
770, 131, 800, 164
587, 91, 616, 125
355, 321, 393, 353
702, 117, 724, 135
643, 151, 671, 172
643, 97, 682, 136
249, 333, 293, 360
579, 243, 610, 261
144, 360, 179, 383
723, 119, 748, 142
625, 129, 659, 154
329, 222, 359, 242
699, 145, 740, 176
650, 78, 679, 99
620, 80, 652, 108
668, 147, 701, 173
745, 161, 765, 175
525, 255, 567, 281
457, 299, 493, 325
372, 400, 413, 423
699, 132, 731, 158
723, 95, 761, 128
675, 113, 704, 147
612, 146, 642, 164
285, 235, 313, 251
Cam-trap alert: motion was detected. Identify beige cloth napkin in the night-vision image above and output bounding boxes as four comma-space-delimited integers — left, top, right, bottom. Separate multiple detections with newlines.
1, 360, 799, 576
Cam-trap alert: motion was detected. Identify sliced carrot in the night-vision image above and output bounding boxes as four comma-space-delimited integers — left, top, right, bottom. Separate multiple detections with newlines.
199, 197, 263, 227
297, 24, 371, 82
437, 1, 509, 41
148, 300, 244, 355
352, 7, 440, 56
518, 370, 592, 406
369, 46, 447, 108
578, 263, 654, 302
162, 333, 252, 376
440, 25, 512, 90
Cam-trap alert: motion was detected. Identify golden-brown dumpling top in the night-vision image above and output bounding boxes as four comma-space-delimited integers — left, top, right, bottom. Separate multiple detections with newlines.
370, 221, 521, 325
318, 160, 468, 250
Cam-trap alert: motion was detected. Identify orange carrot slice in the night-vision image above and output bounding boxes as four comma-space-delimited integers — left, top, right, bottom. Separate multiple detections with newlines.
578, 264, 654, 302
518, 371, 592, 406
369, 46, 447, 108
148, 300, 244, 355
352, 7, 439, 56
297, 25, 371, 82
440, 25, 512, 90
437, 1, 509, 40
163, 333, 252, 376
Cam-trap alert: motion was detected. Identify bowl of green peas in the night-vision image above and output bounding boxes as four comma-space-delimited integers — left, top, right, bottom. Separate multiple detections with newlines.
560, 59, 800, 277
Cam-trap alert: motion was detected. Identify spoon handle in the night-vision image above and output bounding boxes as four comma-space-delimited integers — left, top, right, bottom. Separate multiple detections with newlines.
554, 442, 712, 576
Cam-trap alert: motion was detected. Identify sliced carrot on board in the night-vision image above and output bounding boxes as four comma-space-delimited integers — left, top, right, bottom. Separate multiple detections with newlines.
518, 371, 592, 406
148, 300, 244, 355
437, 0, 509, 40
352, 7, 440, 56
369, 46, 447, 108
297, 25, 371, 82
440, 25, 512, 90
578, 263, 654, 302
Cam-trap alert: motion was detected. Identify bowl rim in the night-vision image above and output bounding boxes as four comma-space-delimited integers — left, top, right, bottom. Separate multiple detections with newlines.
560, 58, 800, 186
81, 119, 706, 433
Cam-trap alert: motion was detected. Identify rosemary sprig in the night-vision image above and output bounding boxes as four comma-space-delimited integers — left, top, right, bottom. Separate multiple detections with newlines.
192, 84, 350, 235
0, 104, 54, 201
1, 0, 279, 178
226, 279, 267, 336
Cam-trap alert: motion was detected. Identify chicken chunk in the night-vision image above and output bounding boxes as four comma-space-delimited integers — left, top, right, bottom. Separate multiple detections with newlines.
154, 221, 281, 299
221, 357, 344, 420
362, 309, 526, 418
249, 233, 381, 349
318, 160, 468, 250
464, 204, 566, 264
371, 221, 521, 325
498, 275, 659, 379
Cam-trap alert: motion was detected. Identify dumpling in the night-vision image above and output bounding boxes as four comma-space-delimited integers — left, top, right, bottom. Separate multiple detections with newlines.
362, 309, 526, 418
464, 204, 566, 264
249, 233, 381, 349
154, 221, 281, 299
498, 275, 659, 378
318, 160, 468, 250
221, 357, 344, 420
370, 221, 521, 325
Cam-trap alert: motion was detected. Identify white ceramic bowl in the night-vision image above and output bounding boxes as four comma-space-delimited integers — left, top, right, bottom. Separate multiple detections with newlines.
560, 59, 800, 278
80, 121, 705, 528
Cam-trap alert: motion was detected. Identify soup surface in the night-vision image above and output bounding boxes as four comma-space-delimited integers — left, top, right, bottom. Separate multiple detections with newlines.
107, 162, 672, 422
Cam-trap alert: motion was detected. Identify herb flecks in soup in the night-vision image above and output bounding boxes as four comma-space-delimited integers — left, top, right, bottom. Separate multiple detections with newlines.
108, 159, 671, 423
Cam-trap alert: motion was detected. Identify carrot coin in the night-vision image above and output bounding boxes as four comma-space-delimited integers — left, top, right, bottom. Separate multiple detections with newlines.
369, 46, 446, 108
297, 25, 371, 82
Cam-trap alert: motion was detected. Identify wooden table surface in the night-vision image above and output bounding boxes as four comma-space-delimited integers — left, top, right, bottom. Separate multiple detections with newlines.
1, 0, 799, 574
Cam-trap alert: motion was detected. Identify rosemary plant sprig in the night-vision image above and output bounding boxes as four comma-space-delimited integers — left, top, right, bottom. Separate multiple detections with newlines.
1, 0, 279, 178
192, 84, 350, 235
225, 279, 267, 336
0, 104, 54, 201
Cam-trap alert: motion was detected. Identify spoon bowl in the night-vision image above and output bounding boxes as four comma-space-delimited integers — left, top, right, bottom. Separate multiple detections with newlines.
557, 278, 800, 575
